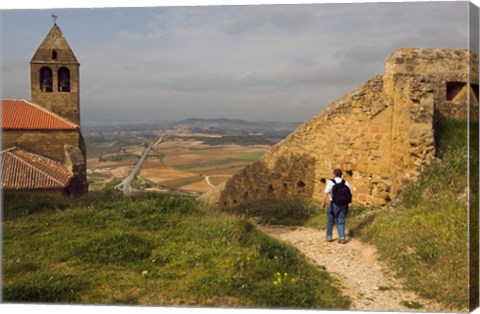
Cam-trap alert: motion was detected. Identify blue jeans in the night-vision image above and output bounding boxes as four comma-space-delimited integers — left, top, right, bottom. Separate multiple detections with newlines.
326, 203, 348, 240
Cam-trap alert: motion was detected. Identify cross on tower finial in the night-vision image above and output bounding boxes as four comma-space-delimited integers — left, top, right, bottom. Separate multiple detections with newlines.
51, 14, 58, 25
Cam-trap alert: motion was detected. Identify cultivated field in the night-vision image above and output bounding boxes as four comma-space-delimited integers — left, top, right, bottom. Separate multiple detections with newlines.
86, 132, 271, 194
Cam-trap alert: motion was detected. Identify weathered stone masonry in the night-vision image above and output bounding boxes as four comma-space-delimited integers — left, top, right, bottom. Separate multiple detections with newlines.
3, 130, 84, 162
219, 48, 479, 207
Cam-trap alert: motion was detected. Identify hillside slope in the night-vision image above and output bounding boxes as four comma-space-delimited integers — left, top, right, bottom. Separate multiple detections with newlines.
2, 192, 349, 309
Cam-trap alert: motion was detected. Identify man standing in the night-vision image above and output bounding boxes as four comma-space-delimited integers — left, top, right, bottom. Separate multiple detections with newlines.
321, 169, 352, 244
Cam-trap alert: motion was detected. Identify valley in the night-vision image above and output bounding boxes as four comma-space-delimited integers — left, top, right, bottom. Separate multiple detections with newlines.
85, 118, 297, 195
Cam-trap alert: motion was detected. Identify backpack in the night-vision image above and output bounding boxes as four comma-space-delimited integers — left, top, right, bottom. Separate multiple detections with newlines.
331, 179, 352, 206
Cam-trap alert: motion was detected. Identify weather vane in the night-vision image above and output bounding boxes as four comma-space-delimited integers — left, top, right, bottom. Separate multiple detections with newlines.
51, 14, 58, 24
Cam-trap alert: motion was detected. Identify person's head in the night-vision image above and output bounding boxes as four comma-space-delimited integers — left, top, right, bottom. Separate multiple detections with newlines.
333, 169, 342, 178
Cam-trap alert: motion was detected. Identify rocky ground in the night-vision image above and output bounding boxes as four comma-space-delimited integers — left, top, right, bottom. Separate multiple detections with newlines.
256, 224, 448, 312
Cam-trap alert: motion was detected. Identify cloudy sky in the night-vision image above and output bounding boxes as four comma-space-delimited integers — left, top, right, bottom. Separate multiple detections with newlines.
1, 1, 477, 124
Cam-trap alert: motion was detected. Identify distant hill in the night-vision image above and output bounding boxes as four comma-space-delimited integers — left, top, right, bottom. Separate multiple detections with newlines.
169, 118, 301, 142
84, 118, 301, 143
83, 121, 172, 132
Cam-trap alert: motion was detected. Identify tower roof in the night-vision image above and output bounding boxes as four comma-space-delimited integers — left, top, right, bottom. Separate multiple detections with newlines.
30, 23, 79, 64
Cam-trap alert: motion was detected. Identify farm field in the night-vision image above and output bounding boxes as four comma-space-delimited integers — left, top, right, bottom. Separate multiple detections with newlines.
86, 132, 271, 194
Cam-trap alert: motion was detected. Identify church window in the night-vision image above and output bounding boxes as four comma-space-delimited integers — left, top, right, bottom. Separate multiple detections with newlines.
52, 50, 57, 60
58, 67, 70, 92
40, 67, 53, 92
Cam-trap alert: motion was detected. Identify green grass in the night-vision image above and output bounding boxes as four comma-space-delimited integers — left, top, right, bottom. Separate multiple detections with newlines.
4, 274, 90, 303
99, 152, 139, 162
3, 192, 349, 308
173, 153, 263, 171
167, 177, 205, 189
225, 197, 321, 226
304, 203, 382, 241
87, 172, 110, 182
131, 177, 157, 190
170, 135, 273, 146
174, 159, 240, 170
231, 153, 264, 161
401, 300, 424, 309
74, 233, 155, 265
467, 118, 480, 310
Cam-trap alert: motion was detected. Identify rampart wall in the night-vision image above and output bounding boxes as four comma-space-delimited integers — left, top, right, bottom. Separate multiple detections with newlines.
219, 48, 479, 207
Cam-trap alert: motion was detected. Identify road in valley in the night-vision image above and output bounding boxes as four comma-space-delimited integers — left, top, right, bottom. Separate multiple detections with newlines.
115, 132, 244, 196
116, 132, 171, 195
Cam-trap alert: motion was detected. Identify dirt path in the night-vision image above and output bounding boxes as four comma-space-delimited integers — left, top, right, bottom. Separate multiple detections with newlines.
204, 175, 231, 188
256, 224, 446, 312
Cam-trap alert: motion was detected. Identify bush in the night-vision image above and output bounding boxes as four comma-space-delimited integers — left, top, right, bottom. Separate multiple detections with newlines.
2, 190, 125, 220
225, 197, 320, 225
75, 234, 154, 265
3, 274, 89, 303
3, 193, 71, 219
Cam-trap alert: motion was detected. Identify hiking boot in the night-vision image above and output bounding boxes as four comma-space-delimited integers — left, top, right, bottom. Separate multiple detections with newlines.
326, 236, 334, 242
338, 238, 347, 244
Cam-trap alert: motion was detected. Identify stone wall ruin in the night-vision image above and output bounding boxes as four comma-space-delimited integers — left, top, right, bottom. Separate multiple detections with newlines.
218, 48, 479, 207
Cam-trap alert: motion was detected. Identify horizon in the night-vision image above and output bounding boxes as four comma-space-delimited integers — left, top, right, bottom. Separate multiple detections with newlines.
82, 116, 305, 126
1, 1, 476, 124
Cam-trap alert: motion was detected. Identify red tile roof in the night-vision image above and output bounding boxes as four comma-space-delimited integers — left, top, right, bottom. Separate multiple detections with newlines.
1, 147, 72, 190
1, 99, 79, 130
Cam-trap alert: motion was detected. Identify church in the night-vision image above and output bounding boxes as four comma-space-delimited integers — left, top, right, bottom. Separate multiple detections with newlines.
1, 22, 88, 195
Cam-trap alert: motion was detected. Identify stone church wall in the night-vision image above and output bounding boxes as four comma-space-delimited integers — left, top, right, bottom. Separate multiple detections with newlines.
219, 48, 479, 207
3, 130, 83, 163
2, 129, 88, 195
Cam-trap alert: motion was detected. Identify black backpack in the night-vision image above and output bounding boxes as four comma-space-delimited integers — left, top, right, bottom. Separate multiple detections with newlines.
331, 179, 352, 206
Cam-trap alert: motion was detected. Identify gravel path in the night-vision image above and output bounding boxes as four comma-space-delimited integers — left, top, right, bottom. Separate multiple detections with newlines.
256, 224, 448, 312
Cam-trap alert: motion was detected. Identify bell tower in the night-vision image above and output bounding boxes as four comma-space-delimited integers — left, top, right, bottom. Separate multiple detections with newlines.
30, 22, 80, 124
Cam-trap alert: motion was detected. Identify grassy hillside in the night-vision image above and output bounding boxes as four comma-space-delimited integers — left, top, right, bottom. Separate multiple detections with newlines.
2, 192, 349, 309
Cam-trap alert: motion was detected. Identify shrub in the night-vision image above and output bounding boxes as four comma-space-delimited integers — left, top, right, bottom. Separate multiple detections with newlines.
3, 274, 89, 303
225, 197, 320, 225
75, 234, 154, 265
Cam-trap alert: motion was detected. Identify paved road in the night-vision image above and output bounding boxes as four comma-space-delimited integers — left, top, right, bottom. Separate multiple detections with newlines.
116, 133, 170, 195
